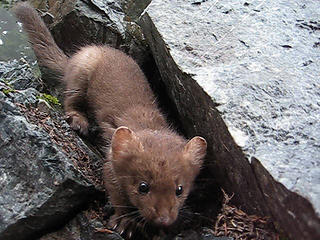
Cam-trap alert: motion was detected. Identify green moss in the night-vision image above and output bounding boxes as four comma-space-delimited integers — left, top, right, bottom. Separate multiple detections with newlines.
38, 93, 61, 107
2, 88, 15, 95
1, 78, 15, 95
2, 78, 13, 87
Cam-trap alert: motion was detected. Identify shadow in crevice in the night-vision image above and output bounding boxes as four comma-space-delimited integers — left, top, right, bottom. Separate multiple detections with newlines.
141, 51, 186, 136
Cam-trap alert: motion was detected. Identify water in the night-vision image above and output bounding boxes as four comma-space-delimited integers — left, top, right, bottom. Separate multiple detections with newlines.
0, 5, 35, 62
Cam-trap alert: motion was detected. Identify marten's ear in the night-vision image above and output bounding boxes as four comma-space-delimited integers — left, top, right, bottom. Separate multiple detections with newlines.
111, 126, 143, 160
183, 136, 207, 169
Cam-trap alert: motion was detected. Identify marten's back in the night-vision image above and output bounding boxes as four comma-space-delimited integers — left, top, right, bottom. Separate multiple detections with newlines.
66, 45, 159, 126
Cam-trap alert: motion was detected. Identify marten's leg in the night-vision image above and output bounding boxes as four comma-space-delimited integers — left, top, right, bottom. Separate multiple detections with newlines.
63, 67, 89, 135
63, 46, 103, 135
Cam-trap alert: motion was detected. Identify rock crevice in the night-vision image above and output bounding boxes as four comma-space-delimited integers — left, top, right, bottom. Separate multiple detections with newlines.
1, 0, 319, 239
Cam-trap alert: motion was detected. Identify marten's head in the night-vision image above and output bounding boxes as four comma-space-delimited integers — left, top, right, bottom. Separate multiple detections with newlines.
109, 126, 207, 226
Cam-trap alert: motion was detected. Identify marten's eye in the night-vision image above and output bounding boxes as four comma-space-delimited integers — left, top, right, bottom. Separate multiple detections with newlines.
138, 182, 150, 194
176, 185, 183, 196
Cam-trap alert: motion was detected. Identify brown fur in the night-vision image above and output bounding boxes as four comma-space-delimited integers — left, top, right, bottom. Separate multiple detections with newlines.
14, 2, 207, 234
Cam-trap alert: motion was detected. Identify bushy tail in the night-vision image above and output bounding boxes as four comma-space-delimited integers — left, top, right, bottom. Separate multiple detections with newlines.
14, 2, 68, 74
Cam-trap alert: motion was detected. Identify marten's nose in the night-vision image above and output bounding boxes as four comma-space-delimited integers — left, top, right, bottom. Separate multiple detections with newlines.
155, 216, 171, 226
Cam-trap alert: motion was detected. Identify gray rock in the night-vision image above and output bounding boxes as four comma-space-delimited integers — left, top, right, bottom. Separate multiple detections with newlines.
0, 59, 41, 90
140, 0, 320, 239
0, 61, 101, 240
251, 158, 320, 239
119, 0, 151, 21
12, 88, 39, 107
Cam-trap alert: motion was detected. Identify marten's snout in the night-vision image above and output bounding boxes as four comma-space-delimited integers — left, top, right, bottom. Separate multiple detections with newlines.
150, 204, 178, 227
154, 215, 172, 226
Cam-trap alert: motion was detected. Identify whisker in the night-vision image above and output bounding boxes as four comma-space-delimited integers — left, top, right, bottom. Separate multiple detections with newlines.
110, 210, 140, 222
141, 218, 148, 235
180, 208, 215, 223
192, 212, 215, 222
111, 204, 137, 209
131, 215, 143, 226
136, 215, 146, 229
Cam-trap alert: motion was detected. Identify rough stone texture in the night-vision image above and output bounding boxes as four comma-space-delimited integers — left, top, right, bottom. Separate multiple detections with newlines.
48, 0, 121, 53
119, 0, 151, 20
0, 60, 100, 240
251, 158, 320, 239
140, 0, 320, 239
0, 59, 40, 90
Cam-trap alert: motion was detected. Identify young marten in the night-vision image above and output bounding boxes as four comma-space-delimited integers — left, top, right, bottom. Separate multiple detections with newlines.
14, 2, 207, 236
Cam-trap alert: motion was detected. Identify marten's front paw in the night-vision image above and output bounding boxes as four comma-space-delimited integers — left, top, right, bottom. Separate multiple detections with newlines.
65, 111, 89, 135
